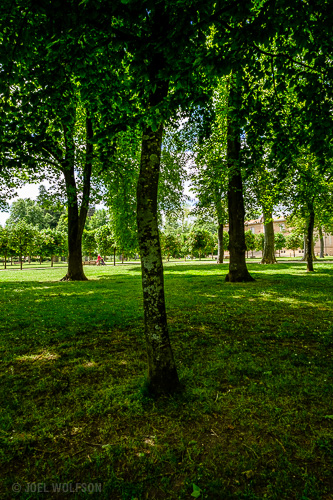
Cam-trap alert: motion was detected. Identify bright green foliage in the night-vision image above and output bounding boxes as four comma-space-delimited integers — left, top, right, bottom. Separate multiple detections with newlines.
245, 229, 256, 256
6, 198, 56, 231
188, 230, 212, 259
8, 221, 37, 269
82, 229, 98, 259
254, 232, 265, 255
33, 229, 66, 265
95, 224, 116, 258
285, 231, 303, 256
0, 226, 10, 267
86, 209, 109, 231
275, 232, 287, 256
160, 233, 181, 261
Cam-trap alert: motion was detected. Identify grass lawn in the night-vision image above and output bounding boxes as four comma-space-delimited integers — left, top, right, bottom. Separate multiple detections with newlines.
0, 261, 332, 499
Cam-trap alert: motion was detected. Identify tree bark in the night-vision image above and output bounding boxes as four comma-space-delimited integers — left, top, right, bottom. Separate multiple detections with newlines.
137, 118, 179, 395
261, 212, 277, 264
217, 223, 224, 264
301, 208, 316, 267
319, 226, 324, 258
60, 114, 93, 281
305, 205, 315, 272
225, 84, 254, 283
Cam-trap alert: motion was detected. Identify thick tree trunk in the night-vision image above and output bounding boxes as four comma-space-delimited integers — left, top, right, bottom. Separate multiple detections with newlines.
217, 223, 224, 264
137, 120, 179, 395
319, 226, 324, 258
225, 85, 254, 282
261, 212, 277, 264
61, 114, 93, 281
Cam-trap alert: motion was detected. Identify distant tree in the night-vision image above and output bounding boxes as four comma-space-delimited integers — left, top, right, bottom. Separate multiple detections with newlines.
8, 221, 37, 270
6, 198, 51, 230
188, 230, 211, 260
95, 225, 116, 265
0, 227, 10, 268
86, 209, 109, 231
245, 230, 256, 258
160, 233, 181, 261
254, 232, 265, 257
82, 229, 97, 261
34, 229, 66, 266
285, 231, 303, 257
274, 232, 286, 257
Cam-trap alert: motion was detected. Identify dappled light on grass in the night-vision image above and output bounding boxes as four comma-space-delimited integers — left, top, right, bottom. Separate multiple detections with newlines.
16, 351, 59, 362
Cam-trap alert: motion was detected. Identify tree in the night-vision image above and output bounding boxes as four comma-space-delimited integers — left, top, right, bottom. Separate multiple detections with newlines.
82, 229, 97, 261
274, 232, 286, 257
160, 233, 181, 261
255, 232, 265, 257
6, 198, 53, 231
225, 76, 254, 282
95, 225, 116, 264
244, 230, 256, 258
188, 230, 211, 260
0, 226, 9, 268
285, 231, 303, 258
8, 221, 36, 270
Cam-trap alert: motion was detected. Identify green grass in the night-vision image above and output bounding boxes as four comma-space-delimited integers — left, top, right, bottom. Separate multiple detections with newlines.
0, 261, 332, 499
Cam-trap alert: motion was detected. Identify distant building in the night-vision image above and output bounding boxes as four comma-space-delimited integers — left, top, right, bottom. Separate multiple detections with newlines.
224, 217, 333, 257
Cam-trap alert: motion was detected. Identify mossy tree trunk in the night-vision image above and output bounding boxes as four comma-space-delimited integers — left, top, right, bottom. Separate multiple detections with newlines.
319, 226, 324, 258
137, 97, 179, 395
225, 84, 254, 283
261, 211, 277, 264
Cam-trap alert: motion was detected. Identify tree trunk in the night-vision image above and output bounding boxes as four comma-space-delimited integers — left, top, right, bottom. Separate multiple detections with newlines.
301, 208, 316, 267
217, 223, 224, 264
4, 252, 7, 269
261, 212, 277, 264
319, 226, 324, 258
225, 83, 254, 283
60, 114, 93, 281
20, 253, 23, 270
137, 118, 179, 396
51, 255, 54, 267
113, 247, 116, 266
305, 205, 315, 272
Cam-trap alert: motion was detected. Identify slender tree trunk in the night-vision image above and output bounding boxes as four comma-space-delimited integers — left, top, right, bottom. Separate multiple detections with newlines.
113, 248, 116, 266
306, 205, 315, 272
217, 223, 224, 264
261, 211, 277, 264
225, 84, 254, 283
301, 208, 317, 266
51, 255, 54, 267
137, 118, 179, 395
60, 114, 93, 281
20, 253, 23, 270
4, 252, 7, 269
319, 226, 324, 258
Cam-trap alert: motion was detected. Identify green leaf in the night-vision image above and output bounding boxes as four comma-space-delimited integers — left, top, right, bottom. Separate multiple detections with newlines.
323, 415, 333, 420
191, 484, 201, 498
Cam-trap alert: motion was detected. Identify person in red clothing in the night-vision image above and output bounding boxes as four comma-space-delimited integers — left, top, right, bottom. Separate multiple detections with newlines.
96, 254, 101, 265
